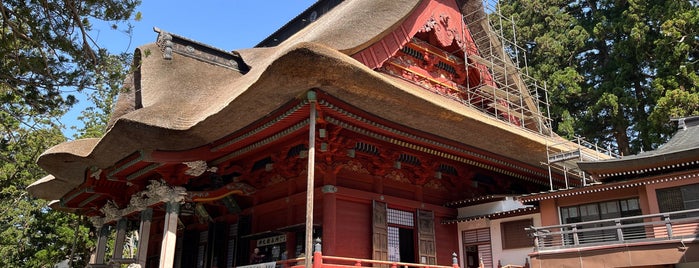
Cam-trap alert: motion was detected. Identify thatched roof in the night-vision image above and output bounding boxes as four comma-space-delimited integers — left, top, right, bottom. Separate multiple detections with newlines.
28, 0, 592, 201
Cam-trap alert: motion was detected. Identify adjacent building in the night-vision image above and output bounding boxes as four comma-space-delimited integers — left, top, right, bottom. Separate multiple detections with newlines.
522, 116, 699, 267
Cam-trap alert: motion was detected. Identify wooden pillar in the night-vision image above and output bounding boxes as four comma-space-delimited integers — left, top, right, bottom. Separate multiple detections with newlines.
373, 176, 383, 194
137, 208, 153, 267
321, 185, 337, 255
113, 218, 128, 262
305, 91, 317, 268
174, 236, 184, 268
414, 185, 424, 202
286, 232, 296, 259
90, 224, 109, 265
159, 201, 180, 268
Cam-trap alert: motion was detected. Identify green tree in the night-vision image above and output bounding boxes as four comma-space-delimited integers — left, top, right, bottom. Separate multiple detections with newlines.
1, 0, 140, 266
0, 118, 91, 267
498, 0, 699, 155
72, 51, 133, 139
1, 0, 140, 126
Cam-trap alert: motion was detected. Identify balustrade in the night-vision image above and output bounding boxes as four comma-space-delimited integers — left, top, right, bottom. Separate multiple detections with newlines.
528, 208, 699, 251
264, 239, 462, 268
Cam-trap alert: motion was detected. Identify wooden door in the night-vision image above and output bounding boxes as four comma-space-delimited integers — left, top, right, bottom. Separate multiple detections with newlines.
372, 200, 388, 263
417, 209, 436, 264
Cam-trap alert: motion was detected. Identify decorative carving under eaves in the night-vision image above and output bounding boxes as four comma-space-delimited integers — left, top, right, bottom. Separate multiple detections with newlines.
345, 160, 370, 174
385, 170, 411, 183
89, 216, 105, 228
90, 168, 102, 180
93, 180, 186, 224
266, 174, 286, 187
183, 160, 217, 177
100, 201, 120, 221
423, 178, 447, 191
128, 192, 149, 212
147, 180, 187, 204
419, 13, 465, 49
422, 17, 437, 33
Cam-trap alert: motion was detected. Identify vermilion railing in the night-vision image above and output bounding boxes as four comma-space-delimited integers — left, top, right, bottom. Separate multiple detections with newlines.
268, 242, 460, 268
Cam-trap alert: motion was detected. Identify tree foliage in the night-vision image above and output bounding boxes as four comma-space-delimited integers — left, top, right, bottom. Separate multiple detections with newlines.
1, 0, 139, 121
498, 0, 699, 155
1, 0, 140, 266
0, 122, 97, 267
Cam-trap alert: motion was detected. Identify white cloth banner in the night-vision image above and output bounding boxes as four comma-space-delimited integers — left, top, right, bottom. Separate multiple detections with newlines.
237, 261, 277, 268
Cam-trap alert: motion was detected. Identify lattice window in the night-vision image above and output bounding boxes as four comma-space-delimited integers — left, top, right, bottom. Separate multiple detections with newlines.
387, 208, 414, 227
387, 226, 401, 262
561, 198, 642, 224
657, 183, 699, 218
386, 208, 415, 263
462, 228, 489, 244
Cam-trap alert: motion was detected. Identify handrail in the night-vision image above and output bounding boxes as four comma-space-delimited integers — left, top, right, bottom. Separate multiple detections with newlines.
528, 208, 699, 251
321, 255, 456, 268
270, 252, 460, 268
530, 208, 699, 230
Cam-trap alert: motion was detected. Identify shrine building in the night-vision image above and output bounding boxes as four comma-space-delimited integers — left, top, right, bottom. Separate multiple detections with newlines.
27, 0, 611, 267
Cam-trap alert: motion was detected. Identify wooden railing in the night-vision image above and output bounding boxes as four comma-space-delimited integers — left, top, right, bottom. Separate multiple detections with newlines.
264, 240, 460, 268
527, 208, 699, 251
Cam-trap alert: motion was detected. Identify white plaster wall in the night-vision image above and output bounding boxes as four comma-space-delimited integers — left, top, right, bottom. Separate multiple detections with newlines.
489, 213, 541, 268
456, 219, 489, 268
456, 197, 528, 218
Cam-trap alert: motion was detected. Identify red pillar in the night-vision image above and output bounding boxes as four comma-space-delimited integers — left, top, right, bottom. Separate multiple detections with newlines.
286, 232, 296, 259
322, 184, 337, 255
414, 185, 424, 202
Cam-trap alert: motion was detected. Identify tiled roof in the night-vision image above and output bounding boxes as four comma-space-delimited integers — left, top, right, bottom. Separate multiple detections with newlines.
578, 116, 699, 179
442, 206, 539, 224
444, 195, 509, 208
518, 170, 699, 203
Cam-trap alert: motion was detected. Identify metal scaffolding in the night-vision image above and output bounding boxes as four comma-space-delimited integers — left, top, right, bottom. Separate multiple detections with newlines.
461, 0, 620, 189
544, 137, 620, 190
460, 0, 552, 136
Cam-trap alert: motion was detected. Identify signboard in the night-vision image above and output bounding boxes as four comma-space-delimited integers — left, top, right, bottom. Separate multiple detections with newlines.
256, 235, 286, 247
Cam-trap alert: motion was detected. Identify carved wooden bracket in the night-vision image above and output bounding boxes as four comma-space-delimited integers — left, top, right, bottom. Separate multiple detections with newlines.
90, 180, 186, 225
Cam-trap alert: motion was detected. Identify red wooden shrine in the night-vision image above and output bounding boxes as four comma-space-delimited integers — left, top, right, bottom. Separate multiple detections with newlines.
28, 1, 585, 267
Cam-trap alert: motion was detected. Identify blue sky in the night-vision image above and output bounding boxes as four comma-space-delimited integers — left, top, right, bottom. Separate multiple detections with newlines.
63, 1, 317, 137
